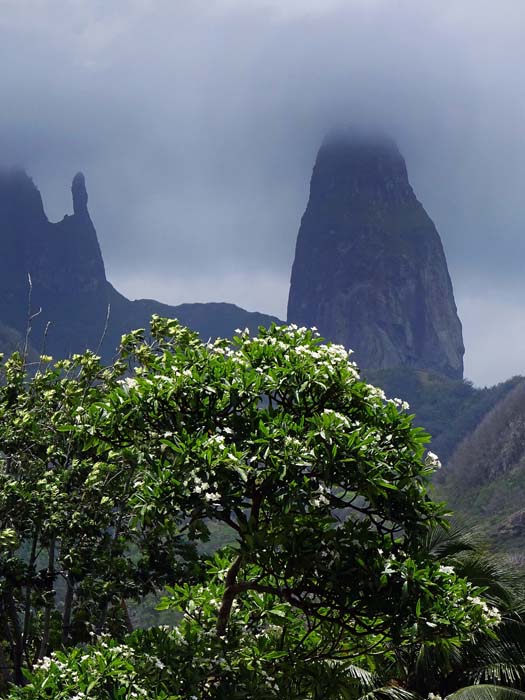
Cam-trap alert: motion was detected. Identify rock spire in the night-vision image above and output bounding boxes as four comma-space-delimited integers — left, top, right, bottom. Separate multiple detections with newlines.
287, 130, 464, 379
72, 171, 88, 216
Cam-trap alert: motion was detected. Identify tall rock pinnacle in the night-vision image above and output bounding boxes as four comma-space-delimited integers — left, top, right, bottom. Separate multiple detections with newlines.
287, 130, 464, 379
72, 171, 88, 216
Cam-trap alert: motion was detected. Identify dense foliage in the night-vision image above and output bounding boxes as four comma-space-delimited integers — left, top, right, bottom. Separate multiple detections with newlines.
0, 344, 196, 689
0, 319, 520, 698
366, 368, 523, 464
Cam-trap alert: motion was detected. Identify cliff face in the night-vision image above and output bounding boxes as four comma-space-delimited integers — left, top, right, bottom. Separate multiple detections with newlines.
0, 169, 48, 331
0, 169, 280, 360
0, 169, 109, 357
287, 131, 464, 379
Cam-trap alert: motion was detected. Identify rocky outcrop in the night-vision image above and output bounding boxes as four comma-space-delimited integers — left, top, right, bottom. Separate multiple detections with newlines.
0, 169, 281, 360
0, 168, 110, 357
72, 172, 89, 216
287, 130, 464, 379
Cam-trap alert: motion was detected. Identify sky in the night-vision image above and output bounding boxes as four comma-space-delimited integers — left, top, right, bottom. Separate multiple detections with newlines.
1, 0, 525, 386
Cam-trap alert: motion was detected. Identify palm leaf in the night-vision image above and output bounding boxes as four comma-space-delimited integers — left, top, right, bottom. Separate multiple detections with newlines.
447, 685, 525, 700
426, 519, 482, 559
360, 685, 417, 700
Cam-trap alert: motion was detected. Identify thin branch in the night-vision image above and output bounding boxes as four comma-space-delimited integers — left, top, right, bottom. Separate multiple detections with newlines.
23, 273, 42, 361
96, 304, 111, 356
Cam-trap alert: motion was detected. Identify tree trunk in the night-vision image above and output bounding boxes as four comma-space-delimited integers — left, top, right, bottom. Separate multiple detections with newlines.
22, 529, 39, 662
0, 638, 13, 691
38, 537, 56, 660
61, 573, 74, 646
5, 591, 23, 685
216, 554, 243, 637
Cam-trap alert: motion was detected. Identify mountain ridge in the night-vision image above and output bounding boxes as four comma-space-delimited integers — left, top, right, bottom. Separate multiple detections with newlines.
0, 168, 281, 361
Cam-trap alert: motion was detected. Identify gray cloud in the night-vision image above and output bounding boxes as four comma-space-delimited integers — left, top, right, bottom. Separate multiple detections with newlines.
1, 0, 524, 385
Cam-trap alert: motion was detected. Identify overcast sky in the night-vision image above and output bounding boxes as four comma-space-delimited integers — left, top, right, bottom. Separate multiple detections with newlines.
1, 0, 524, 386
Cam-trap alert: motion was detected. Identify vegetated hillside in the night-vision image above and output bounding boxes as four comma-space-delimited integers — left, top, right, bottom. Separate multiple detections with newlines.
438, 380, 525, 550
365, 367, 522, 462
104, 284, 281, 358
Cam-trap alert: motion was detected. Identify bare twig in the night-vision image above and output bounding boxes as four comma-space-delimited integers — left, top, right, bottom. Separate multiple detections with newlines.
23, 273, 42, 361
96, 303, 111, 356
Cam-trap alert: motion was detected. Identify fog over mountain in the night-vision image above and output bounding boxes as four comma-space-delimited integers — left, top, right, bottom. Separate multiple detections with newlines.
1, 0, 524, 385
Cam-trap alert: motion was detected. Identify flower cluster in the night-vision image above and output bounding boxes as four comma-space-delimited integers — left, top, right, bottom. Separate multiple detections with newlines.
424, 451, 442, 469
310, 483, 331, 508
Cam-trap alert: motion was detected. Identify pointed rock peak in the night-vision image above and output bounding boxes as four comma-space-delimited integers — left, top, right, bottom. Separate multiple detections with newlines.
0, 165, 32, 182
287, 132, 464, 380
314, 127, 408, 198
0, 167, 40, 196
72, 171, 88, 216
0, 166, 47, 223
322, 125, 398, 152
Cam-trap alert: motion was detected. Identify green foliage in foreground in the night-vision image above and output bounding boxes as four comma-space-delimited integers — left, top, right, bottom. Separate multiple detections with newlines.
4, 622, 403, 700
0, 318, 522, 698
0, 345, 198, 689
7, 542, 525, 700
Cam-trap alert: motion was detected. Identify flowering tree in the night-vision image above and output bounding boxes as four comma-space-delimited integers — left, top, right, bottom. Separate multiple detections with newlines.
0, 318, 507, 698
0, 349, 195, 688
80, 317, 499, 663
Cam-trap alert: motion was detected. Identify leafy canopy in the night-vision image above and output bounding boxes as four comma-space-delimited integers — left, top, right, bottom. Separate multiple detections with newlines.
81, 318, 499, 654
0, 318, 507, 698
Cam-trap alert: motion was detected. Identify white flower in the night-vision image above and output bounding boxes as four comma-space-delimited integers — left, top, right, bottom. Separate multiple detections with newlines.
205, 434, 225, 447
118, 376, 137, 392
36, 656, 52, 671
390, 397, 410, 410
366, 384, 386, 400
424, 451, 442, 469
204, 491, 221, 503
322, 408, 351, 427
439, 565, 455, 575
311, 493, 330, 507
485, 606, 502, 624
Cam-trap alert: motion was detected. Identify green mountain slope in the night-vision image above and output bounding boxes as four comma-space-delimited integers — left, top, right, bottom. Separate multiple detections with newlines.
365, 368, 522, 462
438, 380, 525, 550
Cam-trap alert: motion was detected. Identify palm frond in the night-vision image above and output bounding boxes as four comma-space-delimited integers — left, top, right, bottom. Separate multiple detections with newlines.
456, 556, 525, 607
360, 684, 418, 700
447, 685, 525, 700
426, 519, 482, 559
468, 663, 525, 686
343, 663, 376, 690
